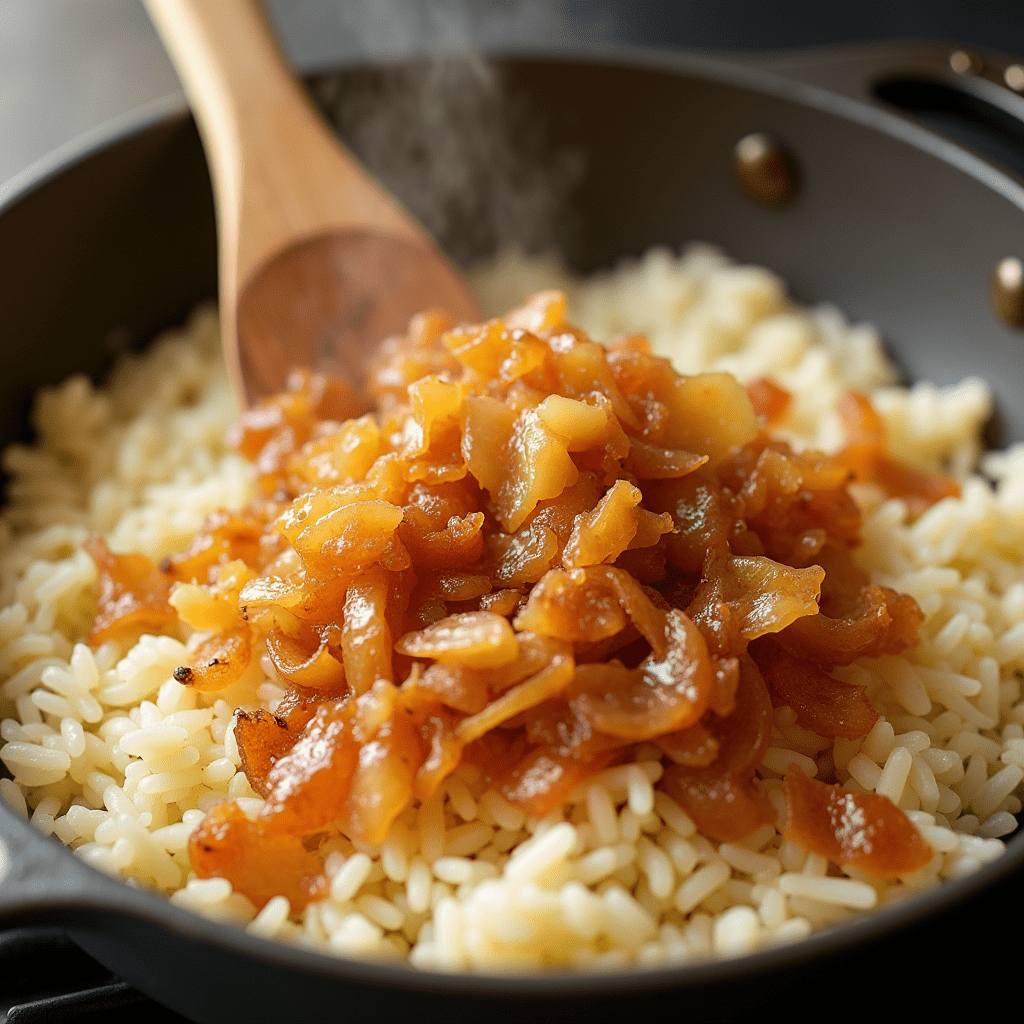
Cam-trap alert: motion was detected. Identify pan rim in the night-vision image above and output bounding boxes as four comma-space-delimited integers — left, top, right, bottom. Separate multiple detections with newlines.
55, 818, 1024, 996
4, 37, 1024, 221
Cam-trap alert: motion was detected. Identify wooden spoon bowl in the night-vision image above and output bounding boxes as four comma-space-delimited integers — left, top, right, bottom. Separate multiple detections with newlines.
144, 0, 479, 406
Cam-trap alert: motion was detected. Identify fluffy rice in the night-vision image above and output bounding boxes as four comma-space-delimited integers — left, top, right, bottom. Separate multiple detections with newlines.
1, 243, 1021, 971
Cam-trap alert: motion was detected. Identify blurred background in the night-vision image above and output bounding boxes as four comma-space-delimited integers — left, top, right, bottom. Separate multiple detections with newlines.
5, 0, 1024, 196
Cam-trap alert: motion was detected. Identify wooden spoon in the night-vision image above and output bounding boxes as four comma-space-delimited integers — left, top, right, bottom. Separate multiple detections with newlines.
143, 0, 480, 406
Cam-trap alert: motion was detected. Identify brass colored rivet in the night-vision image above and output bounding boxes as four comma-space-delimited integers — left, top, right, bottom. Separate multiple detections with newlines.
991, 256, 1024, 327
1004, 64, 1024, 92
734, 133, 798, 206
950, 49, 983, 75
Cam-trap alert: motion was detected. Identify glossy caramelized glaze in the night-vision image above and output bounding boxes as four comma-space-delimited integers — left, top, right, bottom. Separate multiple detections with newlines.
88, 292, 948, 910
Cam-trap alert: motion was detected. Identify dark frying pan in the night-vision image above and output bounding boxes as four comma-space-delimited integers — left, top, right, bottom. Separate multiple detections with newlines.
2, 39, 1024, 1023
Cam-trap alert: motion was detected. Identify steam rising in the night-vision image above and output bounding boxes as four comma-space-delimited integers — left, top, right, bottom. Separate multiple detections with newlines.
315, 60, 582, 266
302, 0, 609, 266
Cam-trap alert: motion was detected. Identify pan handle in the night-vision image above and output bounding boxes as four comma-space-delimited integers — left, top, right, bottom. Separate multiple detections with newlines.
744, 40, 1024, 182
0, 803, 132, 924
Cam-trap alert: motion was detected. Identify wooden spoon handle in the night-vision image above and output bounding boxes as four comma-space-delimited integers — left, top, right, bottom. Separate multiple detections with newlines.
143, 0, 424, 288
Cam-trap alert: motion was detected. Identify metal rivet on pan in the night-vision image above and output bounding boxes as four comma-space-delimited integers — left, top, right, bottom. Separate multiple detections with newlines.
991, 256, 1024, 327
734, 133, 798, 206
1004, 64, 1024, 92
950, 49, 983, 75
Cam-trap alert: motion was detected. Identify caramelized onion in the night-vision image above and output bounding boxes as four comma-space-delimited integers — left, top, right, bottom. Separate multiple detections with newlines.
660, 655, 776, 842
756, 641, 878, 739
838, 390, 960, 515
784, 767, 933, 879
189, 800, 328, 911
85, 536, 176, 647
172, 620, 251, 693
83, 291, 932, 908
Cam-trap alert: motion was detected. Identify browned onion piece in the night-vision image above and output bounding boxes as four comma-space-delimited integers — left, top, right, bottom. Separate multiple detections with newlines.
85, 536, 177, 647
189, 800, 328, 911
660, 655, 776, 842
562, 480, 642, 568
756, 641, 878, 739
172, 621, 252, 692
514, 568, 629, 644
568, 610, 711, 741
234, 708, 295, 798
745, 377, 792, 427
396, 611, 520, 669
784, 767, 933, 879
775, 585, 923, 667
340, 706, 423, 845
655, 722, 720, 766
457, 651, 575, 743
729, 556, 824, 640
341, 567, 395, 694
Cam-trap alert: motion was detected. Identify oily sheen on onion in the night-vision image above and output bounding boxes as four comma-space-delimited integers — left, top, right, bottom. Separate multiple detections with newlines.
87, 291, 944, 909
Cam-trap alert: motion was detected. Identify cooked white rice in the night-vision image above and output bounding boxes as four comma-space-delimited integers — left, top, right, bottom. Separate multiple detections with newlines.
1, 244, 1021, 971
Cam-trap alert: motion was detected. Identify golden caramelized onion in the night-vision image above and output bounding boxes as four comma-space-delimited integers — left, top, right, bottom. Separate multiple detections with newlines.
783, 768, 933, 878
233, 708, 295, 798
172, 620, 251, 693
567, 609, 712, 741
85, 291, 942, 912
85, 536, 177, 646
188, 800, 329, 911
838, 389, 961, 516
660, 655, 776, 842
396, 611, 519, 669
757, 640, 878, 739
